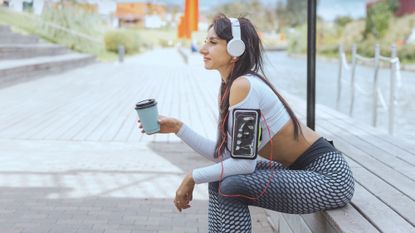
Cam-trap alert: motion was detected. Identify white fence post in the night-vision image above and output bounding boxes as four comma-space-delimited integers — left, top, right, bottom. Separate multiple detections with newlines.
372, 44, 380, 127
389, 44, 397, 135
349, 44, 357, 116
336, 44, 344, 110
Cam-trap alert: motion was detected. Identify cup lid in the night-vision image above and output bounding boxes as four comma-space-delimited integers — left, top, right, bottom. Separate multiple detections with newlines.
135, 99, 157, 109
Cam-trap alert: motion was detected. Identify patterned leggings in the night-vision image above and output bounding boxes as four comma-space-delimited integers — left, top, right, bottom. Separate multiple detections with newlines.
208, 142, 355, 233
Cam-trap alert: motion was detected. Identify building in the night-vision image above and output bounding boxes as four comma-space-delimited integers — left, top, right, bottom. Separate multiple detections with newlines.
115, 2, 167, 28
395, 0, 415, 16
366, 0, 415, 16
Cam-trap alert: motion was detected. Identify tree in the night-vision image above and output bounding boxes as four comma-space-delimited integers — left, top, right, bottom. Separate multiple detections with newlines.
334, 16, 353, 28
212, 0, 277, 32
276, 0, 320, 28
364, 0, 398, 39
285, 0, 307, 27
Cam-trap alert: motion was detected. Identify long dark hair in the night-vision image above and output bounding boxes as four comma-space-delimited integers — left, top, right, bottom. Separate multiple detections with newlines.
212, 13, 302, 158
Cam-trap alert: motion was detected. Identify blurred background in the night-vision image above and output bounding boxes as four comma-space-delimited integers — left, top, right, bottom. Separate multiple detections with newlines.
1, 0, 414, 142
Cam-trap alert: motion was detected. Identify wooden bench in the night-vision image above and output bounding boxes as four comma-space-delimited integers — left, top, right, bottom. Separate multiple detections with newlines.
266, 94, 415, 233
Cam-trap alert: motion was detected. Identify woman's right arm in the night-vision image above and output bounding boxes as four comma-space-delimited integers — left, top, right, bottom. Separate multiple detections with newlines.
139, 116, 217, 161
175, 123, 217, 162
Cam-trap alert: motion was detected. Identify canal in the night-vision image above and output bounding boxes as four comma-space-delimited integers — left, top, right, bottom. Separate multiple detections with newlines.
263, 51, 414, 143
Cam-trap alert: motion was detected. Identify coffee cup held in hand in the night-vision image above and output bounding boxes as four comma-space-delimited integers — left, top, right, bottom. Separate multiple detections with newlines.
135, 99, 160, 134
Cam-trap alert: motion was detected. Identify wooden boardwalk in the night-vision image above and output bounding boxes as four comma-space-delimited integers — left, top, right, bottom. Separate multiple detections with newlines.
0, 49, 219, 143
0, 48, 275, 233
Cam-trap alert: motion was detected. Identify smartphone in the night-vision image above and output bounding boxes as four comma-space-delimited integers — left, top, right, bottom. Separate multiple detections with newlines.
231, 108, 261, 159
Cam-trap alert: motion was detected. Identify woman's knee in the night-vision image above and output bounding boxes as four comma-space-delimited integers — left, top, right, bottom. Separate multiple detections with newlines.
219, 175, 248, 195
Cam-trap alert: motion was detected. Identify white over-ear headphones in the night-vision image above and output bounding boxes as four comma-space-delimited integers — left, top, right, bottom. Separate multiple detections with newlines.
227, 17, 245, 57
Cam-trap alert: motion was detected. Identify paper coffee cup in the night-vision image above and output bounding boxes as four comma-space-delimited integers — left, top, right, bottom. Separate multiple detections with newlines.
135, 99, 160, 135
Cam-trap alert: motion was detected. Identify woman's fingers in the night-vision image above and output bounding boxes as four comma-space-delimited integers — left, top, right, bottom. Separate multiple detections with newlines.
174, 192, 192, 212
174, 199, 186, 212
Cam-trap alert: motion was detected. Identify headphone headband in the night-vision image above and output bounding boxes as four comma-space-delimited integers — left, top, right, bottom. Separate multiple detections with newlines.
229, 18, 241, 41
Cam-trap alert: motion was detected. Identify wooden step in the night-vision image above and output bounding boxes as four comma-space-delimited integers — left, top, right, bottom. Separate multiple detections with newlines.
0, 44, 68, 60
0, 54, 96, 88
0, 34, 39, 44
0, 25, 11, 33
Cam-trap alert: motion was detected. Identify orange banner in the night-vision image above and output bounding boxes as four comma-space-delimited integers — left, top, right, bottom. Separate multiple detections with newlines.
178, 0, 198, 39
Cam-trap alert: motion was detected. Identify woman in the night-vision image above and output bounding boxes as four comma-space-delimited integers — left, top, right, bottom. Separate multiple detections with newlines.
139, 13, 354, 233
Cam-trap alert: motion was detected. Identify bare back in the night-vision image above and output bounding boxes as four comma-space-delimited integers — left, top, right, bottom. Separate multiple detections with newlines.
258, 120, 321, 167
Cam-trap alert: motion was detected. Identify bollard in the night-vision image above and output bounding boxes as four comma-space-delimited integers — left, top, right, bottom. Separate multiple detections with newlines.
118, 44, 125, 63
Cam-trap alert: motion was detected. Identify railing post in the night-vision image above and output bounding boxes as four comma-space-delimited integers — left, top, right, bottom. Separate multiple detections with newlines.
349, 44, 357, 116
336, 44, 343, 110
372, 44, 380, 127
389, 44, 397, 135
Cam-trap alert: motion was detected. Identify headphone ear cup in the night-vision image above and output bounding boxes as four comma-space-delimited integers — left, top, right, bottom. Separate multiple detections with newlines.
227, 39, 245, 57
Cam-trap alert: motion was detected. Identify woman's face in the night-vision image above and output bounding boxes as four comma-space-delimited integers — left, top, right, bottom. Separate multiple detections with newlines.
199, 27, 233, 71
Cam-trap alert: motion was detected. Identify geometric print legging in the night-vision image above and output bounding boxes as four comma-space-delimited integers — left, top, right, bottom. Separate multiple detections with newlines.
208, 151, 355, 233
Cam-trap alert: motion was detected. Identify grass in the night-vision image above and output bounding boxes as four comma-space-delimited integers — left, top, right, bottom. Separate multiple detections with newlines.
0, 7, 116, 61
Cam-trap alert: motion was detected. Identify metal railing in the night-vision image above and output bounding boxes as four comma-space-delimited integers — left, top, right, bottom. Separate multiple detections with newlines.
1, 7, 105, 53
337, 44, 401, 135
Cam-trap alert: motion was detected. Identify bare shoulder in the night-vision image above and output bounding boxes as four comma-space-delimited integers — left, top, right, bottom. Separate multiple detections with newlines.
229, 76, 251, 106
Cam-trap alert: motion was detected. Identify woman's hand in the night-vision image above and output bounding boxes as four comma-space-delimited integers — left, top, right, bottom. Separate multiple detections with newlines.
138, 115, 183, 134
174, 174, 195, 212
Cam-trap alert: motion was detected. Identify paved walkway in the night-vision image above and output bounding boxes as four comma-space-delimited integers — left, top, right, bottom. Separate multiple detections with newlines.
0, 48, 276, 232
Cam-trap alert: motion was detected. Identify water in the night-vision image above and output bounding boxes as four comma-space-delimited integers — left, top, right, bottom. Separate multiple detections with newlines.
263, 51, 415, 144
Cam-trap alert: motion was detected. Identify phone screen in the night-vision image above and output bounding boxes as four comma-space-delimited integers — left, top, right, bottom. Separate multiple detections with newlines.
231, 109, 260, 159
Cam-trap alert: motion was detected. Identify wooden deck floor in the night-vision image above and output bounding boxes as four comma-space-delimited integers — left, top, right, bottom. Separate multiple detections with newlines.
0, 48, 220, 144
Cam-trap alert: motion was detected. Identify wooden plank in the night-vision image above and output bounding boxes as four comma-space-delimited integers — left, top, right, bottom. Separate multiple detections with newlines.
153, 68, 173, 142
168, 70, 182, 143
188, 69, 212, 139
0, 66, 117, 140
317, 105, 415, 165
128, 66, 168, 143
317, 120, 415, 180
319, 205, 380, 233
47, 84, 125, 140
189, 68, 219, 140
70, 81, 131, 141
93, 73, 147, 141
316, 103, 415, 160
0, 87, 90, 139
268, 211, 295, 233
351, 183, 415, 232
114, 69, 156, 142
281, 213, 313, 233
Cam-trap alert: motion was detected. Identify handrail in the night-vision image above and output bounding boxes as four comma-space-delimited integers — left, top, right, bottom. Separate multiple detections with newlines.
337, 43, 401, 135
39, 21, 102, 44
0, 7, 104, 51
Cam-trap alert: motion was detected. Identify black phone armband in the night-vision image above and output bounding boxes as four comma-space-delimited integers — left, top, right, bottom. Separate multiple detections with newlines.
231, 108, 261, 160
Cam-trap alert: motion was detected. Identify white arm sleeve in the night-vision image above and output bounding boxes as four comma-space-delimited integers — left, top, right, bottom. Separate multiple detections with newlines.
192, 157, 257, 184
175, 123, 217, 162
175, 122, 257, 184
